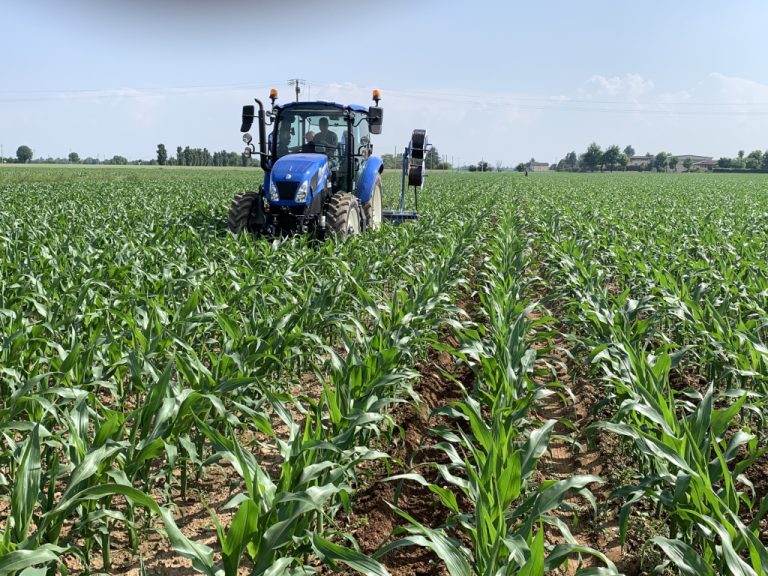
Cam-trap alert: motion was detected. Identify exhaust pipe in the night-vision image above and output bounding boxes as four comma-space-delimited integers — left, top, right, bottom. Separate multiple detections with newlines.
241, 99, 270, 172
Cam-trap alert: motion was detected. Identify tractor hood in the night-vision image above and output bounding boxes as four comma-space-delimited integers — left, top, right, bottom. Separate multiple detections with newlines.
268, 153, 329, 205
271, 154, 328, 186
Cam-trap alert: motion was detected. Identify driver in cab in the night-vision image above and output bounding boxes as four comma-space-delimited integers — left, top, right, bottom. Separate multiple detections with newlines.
313, 117, 338, 154
276, 121, 293, 157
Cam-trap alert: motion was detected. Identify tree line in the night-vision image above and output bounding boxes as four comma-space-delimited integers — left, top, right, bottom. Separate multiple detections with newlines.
381, 146, 451, 170
549, 144, 638, 172
2, 146, 135, 166
159, 145, 248, 167
520, 143, 768, 173
715, 149, 768, 171
553, 144, 680, 172
3, 144, 252, 167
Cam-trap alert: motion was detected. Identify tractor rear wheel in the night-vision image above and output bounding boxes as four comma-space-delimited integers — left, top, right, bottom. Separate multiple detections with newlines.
363, 176, 383, 230
326, 192, 361, 237
228, 191, 260, 234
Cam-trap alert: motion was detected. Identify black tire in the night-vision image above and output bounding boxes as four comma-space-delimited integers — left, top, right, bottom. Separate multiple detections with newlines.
326, 192, 361, 237
408, 164, 424, 187
410, 129, 427, 159
362, 175, 383, 230
228, 191, 260, 233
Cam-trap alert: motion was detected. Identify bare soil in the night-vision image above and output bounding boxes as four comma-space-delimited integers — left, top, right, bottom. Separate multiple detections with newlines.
326, 344, 470, 576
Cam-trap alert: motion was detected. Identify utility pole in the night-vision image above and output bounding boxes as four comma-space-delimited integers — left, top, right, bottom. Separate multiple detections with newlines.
288, 79, 306, 102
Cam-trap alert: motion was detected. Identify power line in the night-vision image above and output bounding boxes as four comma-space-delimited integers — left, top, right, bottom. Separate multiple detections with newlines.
378, 86, 768, 107
4, 80, 768, 117
0, 81, 285, 102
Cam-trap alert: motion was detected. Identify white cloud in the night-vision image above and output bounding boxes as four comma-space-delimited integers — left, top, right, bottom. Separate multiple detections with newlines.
580, 73, 655, 102
698, 72, 768, 106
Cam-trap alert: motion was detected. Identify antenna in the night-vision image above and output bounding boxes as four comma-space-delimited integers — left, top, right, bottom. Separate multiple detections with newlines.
288, 79, 306, 102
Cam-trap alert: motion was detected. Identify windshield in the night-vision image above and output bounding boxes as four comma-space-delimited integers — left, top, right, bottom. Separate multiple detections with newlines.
274, 107, 348, 160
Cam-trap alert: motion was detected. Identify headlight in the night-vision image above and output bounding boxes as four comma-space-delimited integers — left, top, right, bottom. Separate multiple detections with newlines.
269, 180, 279, 201
295, 181, 309, 203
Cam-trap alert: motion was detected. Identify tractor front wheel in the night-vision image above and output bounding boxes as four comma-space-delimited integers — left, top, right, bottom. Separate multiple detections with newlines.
363, 175, 383, 230
326, 192, 361, 237
228, 191, 261, 234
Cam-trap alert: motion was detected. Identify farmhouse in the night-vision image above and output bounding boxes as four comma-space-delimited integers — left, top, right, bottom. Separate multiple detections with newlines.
630, 154, 714, 171
672, 155, 713, 172
527, 161, 549, 172
692, 159, 718, 170
629, 154, 654, 167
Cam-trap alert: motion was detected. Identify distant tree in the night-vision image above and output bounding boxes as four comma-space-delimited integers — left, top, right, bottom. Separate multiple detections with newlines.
177, 146, 184, 166
718, 157, 732, 169
581, 142, 603, 172
110, 155, 128, 165
762, 152, 768, 170
16, 145, 33, 163
738, 150, 745, 161
654, 152, 670, 172
564, 151, 578, 171
425, 147, 439, 169
668, 156, 679, 171
477, 161, 491, 172
68, 152, 80, 163
745, 158, 760, 170
623, 145, 635, 158
682, 157, 693, 171
602, 145, 621, 171
515, 162, 526, 172
618, 153, 629, 171
746, 150, 763, 170
157, 144, 167, 166
468, 164, 477, 172
381, 154, 402, 169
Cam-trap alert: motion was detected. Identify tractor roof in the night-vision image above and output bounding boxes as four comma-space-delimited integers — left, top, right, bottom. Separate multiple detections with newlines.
277, 101, 368, 113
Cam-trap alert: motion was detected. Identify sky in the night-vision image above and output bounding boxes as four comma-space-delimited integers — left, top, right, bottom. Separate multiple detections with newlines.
2, 0, 768, 166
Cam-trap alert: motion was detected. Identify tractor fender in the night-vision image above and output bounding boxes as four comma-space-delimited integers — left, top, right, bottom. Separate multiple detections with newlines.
355, 157, 384, 204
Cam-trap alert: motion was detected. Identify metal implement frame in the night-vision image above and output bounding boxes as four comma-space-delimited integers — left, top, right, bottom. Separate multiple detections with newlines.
382, 131, 427, 223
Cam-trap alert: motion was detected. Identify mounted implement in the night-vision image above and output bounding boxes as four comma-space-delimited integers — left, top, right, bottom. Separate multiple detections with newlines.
383, 129, 428, 223
228, 89, 427, 236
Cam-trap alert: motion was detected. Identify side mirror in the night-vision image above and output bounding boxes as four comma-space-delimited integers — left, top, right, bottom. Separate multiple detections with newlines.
241, 105, 255, 132
368, 107, 383, 134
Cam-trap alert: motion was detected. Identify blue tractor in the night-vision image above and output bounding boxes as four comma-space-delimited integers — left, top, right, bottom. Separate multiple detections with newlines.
228, 89, 427, 236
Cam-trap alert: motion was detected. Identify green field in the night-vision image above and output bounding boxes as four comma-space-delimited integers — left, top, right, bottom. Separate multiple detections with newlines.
1, 166, 766, 575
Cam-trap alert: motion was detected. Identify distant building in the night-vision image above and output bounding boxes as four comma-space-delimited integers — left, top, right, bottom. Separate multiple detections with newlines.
692, 159, 718, 170
527, 161, 549, 172
672, 155, 713, 172
630, 154, 714, 171
629, 154, 654, 167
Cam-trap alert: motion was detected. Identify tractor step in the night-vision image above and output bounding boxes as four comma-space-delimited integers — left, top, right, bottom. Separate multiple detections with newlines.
383, 210, 418, 223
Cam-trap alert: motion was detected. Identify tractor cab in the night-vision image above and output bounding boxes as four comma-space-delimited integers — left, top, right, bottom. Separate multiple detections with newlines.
271, 102, 372, 194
